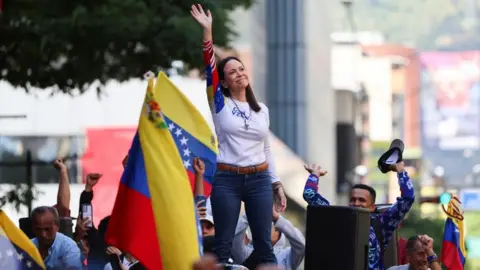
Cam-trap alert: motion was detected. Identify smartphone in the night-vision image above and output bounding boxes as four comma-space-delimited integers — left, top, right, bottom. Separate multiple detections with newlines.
195, 196, 207, 208
81, 204, 93, 227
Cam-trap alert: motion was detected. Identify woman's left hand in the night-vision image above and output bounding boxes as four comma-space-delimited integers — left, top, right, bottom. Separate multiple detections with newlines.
273, 183, 287, 212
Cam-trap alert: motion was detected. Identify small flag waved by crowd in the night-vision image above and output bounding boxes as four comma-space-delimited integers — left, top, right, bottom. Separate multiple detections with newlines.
441, 196, 467, 270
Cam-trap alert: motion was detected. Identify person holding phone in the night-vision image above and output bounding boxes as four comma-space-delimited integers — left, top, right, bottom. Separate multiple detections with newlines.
74, 172, 103, 269
191, 4, 287, 266
80, 173, 101, 228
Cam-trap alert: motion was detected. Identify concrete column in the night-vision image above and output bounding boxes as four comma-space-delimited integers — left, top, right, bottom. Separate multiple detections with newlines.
250, 0, 267, 102
304, 0, 336, 203
265, 0, 335, 202
266, 0, 306, 158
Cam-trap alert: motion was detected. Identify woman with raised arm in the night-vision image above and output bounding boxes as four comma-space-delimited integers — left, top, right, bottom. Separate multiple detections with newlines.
190, 4, 287, 266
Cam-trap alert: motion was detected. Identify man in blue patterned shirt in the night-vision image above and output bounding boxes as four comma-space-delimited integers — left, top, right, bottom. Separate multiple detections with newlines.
303, 161, 415, 270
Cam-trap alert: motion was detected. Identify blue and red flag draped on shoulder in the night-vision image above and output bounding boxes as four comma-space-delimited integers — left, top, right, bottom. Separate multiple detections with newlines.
441, 196, 467, 270
105, 72, 218, 270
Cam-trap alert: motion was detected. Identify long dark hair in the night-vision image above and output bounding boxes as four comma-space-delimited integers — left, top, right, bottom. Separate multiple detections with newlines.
217, 56, 261, 112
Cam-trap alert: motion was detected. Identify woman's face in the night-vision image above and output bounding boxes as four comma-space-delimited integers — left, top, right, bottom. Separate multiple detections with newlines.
222, 59, 249, 91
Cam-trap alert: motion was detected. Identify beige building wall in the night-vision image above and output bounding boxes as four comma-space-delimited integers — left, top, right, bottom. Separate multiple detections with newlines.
360, 57, 394, 141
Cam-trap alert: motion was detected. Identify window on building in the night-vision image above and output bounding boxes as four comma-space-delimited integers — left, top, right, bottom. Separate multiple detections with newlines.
0, 135, 84, 184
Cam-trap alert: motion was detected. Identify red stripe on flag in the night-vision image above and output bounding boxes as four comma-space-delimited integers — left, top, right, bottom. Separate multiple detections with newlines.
441, 240, 464, 270
105, 183, 163, 269
186, 170, 212, 196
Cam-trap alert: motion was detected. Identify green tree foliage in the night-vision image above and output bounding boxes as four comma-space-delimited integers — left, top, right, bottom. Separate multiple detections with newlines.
0, 185, 39, 212
0, 0, 252, 94
332, 0, 480, 50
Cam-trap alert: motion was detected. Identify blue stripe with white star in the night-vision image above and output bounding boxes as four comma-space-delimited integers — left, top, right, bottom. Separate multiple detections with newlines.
165, 116, 216, 185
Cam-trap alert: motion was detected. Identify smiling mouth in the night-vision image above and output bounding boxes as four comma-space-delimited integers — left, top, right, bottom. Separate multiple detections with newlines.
236, 78, 247, 83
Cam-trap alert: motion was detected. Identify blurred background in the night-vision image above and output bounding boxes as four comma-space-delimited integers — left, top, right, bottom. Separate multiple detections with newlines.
1, 0, 480, 268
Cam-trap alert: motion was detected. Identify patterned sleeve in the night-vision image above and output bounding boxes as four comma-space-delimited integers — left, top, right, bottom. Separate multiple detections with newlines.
303, 174, 330, 206
203, 40, 225, 114
380, 171, 415, 246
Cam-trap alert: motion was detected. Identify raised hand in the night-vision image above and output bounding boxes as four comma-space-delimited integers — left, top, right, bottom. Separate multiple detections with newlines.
190, 4, 212, 30
419, 234, 435, 255
193, 157, 206, 176
85, 173, 102, 192
304, 163, 328, 177
389, 161, 405, 173
53, 159, 67, 172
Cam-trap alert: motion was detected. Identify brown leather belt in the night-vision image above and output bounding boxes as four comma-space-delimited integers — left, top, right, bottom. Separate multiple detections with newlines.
217, 162, 268, 174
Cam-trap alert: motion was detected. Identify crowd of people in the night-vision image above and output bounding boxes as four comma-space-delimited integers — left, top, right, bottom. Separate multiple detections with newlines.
10, 4, 444, 270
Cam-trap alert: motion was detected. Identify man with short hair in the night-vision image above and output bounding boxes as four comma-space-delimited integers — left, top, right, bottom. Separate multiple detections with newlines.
30, 206, 83, 270
303, 161, 415, 270
387, 235, 440, 270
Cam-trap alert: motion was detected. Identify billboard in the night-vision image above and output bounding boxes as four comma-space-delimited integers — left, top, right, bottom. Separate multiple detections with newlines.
420, 51, 480, 182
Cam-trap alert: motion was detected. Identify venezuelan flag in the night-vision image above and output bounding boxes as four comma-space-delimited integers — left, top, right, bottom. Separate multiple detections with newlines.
441, 197, 467, 270
105, 72, 217, 270
158, 74, 218, 196
0, 210, 45, 270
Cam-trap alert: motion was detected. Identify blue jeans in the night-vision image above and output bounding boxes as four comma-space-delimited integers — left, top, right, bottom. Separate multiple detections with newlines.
211, 170, 277, 265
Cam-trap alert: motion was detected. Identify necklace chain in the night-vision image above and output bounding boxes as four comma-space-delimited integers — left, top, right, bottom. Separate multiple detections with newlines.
231, 98, 251, 130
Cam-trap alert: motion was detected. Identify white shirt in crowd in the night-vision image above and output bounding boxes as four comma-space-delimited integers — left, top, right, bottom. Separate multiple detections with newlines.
212, 98, 279, 183
231, 214, 306, 270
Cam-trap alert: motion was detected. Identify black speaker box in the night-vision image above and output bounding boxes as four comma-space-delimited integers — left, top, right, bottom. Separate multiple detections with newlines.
305, 205, 371, 270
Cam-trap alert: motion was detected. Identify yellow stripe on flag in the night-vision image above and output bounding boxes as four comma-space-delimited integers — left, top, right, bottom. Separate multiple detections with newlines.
0, 210, 45, 269
139, 75, 201, 270
448, 199, 467, 257
154, 72, 218, 153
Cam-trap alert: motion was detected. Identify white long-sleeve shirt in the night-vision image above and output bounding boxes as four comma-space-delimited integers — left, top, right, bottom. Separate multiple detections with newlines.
231, 214, 306, 270
213, 98, 279, 183
203, 40, 279, 183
